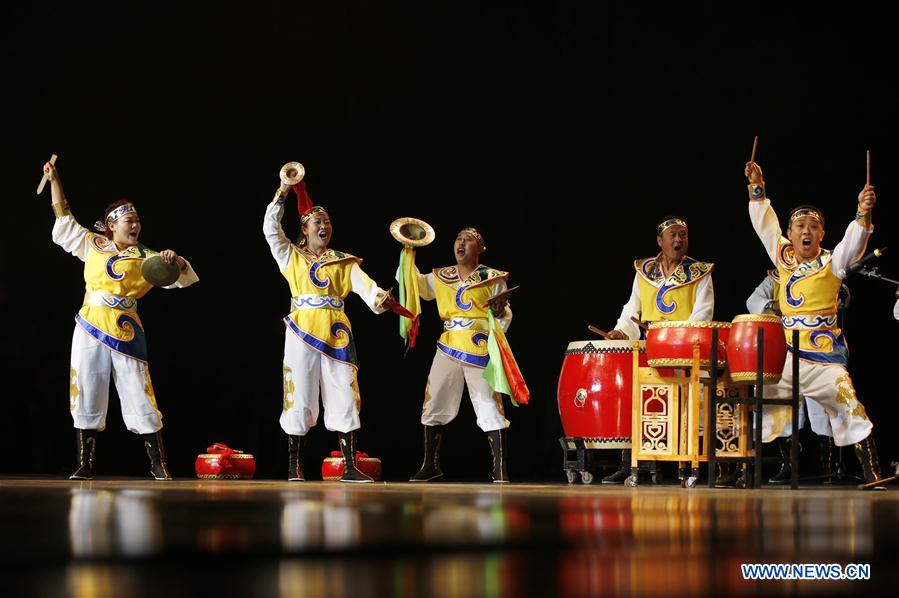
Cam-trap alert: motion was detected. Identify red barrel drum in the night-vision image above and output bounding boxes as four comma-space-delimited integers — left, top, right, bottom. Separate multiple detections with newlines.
726, 314, 787, 384
645, 321, 731, 369
322, 451, 382, 481
557, 340, 647, 448
195, 443, 256, 479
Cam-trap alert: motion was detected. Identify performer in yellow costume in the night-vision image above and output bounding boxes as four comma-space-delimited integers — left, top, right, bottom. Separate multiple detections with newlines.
409, 227, 513, 483
605, 216, 716, 484
265, 174, 403, 483
745, 159, 884, 486
46, 161, 198, 481
746, 269, 836, 485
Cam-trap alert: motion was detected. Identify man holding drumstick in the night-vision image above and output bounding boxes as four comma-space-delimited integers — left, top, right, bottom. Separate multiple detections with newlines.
745, 159, 884, 487
604, 217, 716, 484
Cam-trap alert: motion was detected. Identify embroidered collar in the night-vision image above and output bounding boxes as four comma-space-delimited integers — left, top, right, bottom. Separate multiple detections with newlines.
295, 246, 358, 266
635, 256, 713, 287
434, 265, 508, 289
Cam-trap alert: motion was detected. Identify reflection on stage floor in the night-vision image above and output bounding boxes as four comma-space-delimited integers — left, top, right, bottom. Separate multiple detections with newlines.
2, 478, 896, 596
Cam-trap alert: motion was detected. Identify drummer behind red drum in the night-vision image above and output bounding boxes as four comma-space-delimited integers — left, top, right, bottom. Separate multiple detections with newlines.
745, 159, 884, 487
604, 216, 716, 483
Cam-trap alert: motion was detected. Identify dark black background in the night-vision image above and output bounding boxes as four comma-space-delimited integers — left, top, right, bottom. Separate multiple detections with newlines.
2, 1, 896, 481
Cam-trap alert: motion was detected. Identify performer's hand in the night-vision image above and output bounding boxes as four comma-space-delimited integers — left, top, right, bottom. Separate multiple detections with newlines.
43, 161, 58, 183
487, 295, 509, 317
744, 161, 763, 184
278, 182, 291, 195
858, 184, 876, 212
607, 329, 628, 340
159, 249, 187, 270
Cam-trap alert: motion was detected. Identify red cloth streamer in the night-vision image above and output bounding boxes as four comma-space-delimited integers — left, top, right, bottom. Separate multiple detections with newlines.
292, 180, 313, 217
206, 443, 237, 474
498, 339, 530, 405
329, 450, 369, 459
384, 298, 420, 349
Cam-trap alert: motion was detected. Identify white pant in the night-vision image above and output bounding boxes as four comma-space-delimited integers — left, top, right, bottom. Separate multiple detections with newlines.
421, 350, 509, 432
761, 352, 872, 447
279, 331, 361, 436
69, 325, 162, 434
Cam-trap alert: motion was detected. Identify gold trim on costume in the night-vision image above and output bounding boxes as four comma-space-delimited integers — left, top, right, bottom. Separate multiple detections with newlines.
197, 453, 255, 459
52, 202, 71, 218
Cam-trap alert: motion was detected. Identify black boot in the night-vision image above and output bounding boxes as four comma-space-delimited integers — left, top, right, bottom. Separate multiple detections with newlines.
715, 463, 741, 488
338, 431, 373, 483
69, 429, 97, 480
819, 436, 833, 485
854, 435, 884, 487
141, 431, 172, 480
601, 449, 630, 484
288, 434, 307, 481
487, 429, 509, 483
768, 437, 796, 484
410, 425, 444, 482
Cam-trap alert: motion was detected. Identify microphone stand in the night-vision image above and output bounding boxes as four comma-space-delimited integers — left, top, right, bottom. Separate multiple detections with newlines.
857, 266, 899, 291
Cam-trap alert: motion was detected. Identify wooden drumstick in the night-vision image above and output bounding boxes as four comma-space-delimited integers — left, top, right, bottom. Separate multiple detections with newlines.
630, 316, 649, 331
750, 135, 758, 163
587, 325, 612, 339
36, 154, 58, 195
866, 149, 871, 186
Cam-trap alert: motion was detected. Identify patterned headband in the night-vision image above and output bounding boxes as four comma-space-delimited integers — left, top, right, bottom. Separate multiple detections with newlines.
93, 203, 138, 232
459, 227, 485, 247
657, 218, 687, 236
789, 208, 823, 226
300, 206, 328, 225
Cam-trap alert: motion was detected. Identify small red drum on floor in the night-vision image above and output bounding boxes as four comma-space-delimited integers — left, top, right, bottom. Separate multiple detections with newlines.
557, 340, 647, 448
195, 443, 256, 479
645, 321, 731, 369
726, 314, 787, 384
322, 451, 382, 481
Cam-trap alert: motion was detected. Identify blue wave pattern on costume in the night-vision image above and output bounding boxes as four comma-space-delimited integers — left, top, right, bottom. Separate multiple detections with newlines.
650, 257, 700, 315
105, 245, 147, 281
444, 318, 475, 330
292, 295, 344, 310
783, 250, 831, 308
308, 261, 331, 289
75, 313, 148, 361
781, 314, 838, 330
471, 332, 488, 347
284, 317, 357, 366
437, 343, 489, 368
455, 286, 472, 311
102, 296, 137, 310
90, 235, 116, 253
788, 332, 849, 366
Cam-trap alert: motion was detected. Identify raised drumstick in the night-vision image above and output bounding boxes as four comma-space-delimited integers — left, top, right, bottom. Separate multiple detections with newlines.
630, 316, 649, 331
866, 149, 871, 186
750, 136, 758, 163
587, 325, 612, 339
36, 154, 58, 195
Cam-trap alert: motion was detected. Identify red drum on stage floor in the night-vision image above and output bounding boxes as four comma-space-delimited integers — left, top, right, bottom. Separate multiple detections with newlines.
195, 443, 256, 479
557, 340, 646, 448
726, 314, 786, 384
645, 321, 731, 369
322, 451, 382, 481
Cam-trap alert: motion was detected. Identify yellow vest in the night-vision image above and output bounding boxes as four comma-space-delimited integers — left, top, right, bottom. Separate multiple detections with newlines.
775, 240, 847, 364
634, 256, 713, 322
282, 246, 361, 366
75, 234, 158, 361
432, 265, 508, 367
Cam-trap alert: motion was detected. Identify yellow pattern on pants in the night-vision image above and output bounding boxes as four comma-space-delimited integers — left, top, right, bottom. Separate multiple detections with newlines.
279, 331, 361, 436
69, 325, 162, 434
761, 351, 871, 447
421, 350, 509, 432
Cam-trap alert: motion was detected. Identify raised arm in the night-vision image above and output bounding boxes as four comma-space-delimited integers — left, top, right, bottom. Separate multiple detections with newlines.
45, 162, 92, 262
414, 267, 436, 301
263, 184, 293, 272
831, 185, 876, 279
745, 161, 783, 266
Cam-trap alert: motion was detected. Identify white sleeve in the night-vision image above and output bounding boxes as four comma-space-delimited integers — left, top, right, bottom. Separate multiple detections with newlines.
894, 298, 899, 322
748, 198, 784, 266
746, 276, 775, 314
350, 263, 389, 314
831, 219, 873, 280
613, 274, 643, 340
51, 214, 92, 262
688, 275, 714, 321
263, 198, 292, 272
491, 279, 513, 332
415, 267, 436, 301
163, 259, 199, 289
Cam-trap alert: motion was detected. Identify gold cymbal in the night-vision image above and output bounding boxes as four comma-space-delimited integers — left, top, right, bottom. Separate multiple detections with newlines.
279, 162, 305, 186
390, 217, 435, 248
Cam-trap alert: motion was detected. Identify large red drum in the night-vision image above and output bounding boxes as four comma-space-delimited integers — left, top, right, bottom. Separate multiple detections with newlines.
645, 321, 731, 369
726, 314, 787, 384
557, 340, 647, 448
322, 451, 382, 481
195, 443, 256, 479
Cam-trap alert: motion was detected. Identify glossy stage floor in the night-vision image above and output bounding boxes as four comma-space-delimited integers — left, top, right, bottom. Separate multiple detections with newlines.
2, 478, 897, 597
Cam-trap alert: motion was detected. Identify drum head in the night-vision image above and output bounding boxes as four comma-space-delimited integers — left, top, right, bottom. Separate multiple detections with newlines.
141, 255, 181, 287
